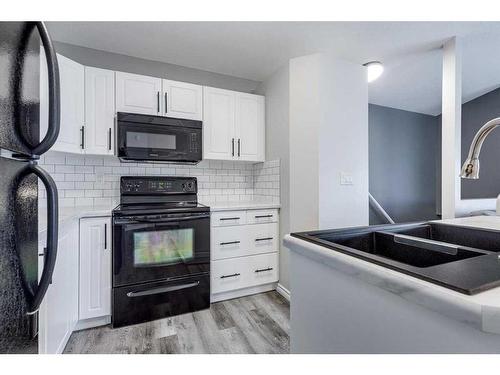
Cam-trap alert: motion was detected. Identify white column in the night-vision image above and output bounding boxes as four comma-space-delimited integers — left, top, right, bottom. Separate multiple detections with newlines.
441, 37, 462, 219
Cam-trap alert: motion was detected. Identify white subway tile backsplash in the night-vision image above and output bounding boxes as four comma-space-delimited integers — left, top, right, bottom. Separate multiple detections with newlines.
75, 197, 94, 207
39, 151, 280, 207
85, 190, 102, 198
65, 174, 84, 182
65, 190, 85, 198
56, 181, 75, 190
55, 165, 75, 174
84, 156, 104, 166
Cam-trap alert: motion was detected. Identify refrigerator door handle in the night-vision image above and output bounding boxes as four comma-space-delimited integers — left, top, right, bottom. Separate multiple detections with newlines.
26, 163, 58, 314
31, 21, 60, 157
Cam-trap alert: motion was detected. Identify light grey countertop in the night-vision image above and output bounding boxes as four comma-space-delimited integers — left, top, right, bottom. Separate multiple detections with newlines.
284, 215, 500, 335
38, 205, 115, 234
39, 200, 280, 234
204, 200, 280, 212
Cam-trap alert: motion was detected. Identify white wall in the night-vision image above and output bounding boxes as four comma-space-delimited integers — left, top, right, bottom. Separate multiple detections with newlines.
256, 63, 291, 290
318, 56, 369, 228
289, 54, 322, 233
258, 52, 368, 292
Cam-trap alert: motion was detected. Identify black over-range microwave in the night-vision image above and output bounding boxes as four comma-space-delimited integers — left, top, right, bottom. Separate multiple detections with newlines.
116, 112, 202, 164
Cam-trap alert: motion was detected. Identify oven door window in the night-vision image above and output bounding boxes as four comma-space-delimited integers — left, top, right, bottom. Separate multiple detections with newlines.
133, 228, 194, 267
113, 215, 210, 287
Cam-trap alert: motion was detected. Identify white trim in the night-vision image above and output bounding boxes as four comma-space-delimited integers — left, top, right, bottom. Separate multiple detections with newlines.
55, 327, 73, 354
74, 315, 111, 331
276, 283, 290, 302
441, 37, 462, 219
211, 283, 276, 303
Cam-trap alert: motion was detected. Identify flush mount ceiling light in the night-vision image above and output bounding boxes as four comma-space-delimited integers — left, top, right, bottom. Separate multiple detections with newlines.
363, 61, 384, 83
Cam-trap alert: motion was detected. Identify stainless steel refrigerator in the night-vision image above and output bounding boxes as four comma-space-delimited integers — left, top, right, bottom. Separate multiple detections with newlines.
0, 21, 60, 353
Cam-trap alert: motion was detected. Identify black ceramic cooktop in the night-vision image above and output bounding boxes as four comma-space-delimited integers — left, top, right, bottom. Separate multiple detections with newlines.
291, 222, 500, 295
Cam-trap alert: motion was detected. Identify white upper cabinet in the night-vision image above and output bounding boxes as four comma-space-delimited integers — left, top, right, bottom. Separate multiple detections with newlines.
41, 53, 265, 160
40, 52, 85, 154
203, 87, 236, 160
203, 87, 265, 162
115, 72, 162, 115
162, 79, 203, 120
235, 93, 265, 162
79, 217, 112, 320
84, 67, 115, 155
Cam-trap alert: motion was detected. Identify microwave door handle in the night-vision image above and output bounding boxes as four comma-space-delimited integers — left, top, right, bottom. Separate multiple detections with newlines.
25, 164, 58, 314
32, 22, 60, 157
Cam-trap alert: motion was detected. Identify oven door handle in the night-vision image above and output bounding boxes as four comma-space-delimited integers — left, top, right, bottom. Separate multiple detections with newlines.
126, 281, 200, 298
125, 215, 210, 224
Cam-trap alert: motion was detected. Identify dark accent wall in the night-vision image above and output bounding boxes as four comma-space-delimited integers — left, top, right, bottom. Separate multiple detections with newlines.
461, 87, 500, 199
369, 104, 440, 224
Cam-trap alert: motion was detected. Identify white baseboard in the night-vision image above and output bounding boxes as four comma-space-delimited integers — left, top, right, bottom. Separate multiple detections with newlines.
211, 283, 277, 303
55, 326, 73, 354
276, 283, 290, 302
74, 315, 111, 331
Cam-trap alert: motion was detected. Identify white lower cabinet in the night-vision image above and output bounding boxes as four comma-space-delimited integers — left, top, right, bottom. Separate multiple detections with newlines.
38, 221, 79, 354
79, 217, 112, 321
212, 253, 279, 294
211, 208, 279, 301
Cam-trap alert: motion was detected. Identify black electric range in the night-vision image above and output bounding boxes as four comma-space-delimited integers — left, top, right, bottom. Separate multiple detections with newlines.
111, 176, 210, 328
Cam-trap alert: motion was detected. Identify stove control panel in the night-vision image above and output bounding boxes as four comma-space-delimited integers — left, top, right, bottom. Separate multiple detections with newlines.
121, 176, 197, 194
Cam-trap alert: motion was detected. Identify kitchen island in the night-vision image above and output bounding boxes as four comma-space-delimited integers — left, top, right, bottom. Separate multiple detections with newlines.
284, 216, 500, 353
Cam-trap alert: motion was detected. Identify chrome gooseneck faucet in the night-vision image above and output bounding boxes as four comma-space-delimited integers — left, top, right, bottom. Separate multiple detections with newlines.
460, 117, 500, 179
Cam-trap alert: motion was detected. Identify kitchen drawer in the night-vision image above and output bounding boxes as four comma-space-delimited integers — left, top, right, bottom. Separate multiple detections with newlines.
248, 223, 279, 255
211, 258, 247, 294
246, 209, 278, 224
211, 253, 279, 294
212, 223, 278, 260
112, 273, 210, 328
212, 225, 248, 260
211, 210, 246, 227
247, 252, 279, 288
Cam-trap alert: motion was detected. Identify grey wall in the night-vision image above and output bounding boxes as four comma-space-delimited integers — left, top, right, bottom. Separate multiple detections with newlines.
53, 41, 261, 93
461, 87, 500, 199
369, 104, 440, 223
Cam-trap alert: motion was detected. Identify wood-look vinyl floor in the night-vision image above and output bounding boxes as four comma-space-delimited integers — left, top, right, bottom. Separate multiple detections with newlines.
63, 291, 289, 354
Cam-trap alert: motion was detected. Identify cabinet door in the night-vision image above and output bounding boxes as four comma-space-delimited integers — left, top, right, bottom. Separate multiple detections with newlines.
235, 93, 265, 162
79, 217, 112, 320
162, 79, 202, 120
40, 52, 84, 154
203, 87, 235, 160
84, 67, 115, 155
38, 222, 79, 354
115, 72, 162, 115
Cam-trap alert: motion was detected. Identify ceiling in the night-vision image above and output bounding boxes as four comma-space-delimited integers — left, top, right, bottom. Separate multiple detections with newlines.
46, 21, 500, 115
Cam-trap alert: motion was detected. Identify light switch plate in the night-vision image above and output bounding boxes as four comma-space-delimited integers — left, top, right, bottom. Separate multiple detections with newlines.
340, 172, 354, 185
